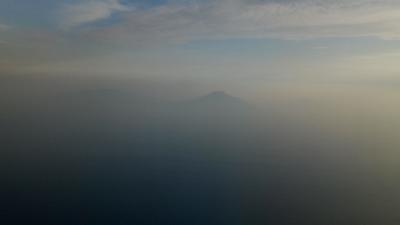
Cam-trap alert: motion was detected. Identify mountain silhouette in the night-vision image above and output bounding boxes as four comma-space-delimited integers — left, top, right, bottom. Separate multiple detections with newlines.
190, 91, 248, 106
181, 91, 252, 116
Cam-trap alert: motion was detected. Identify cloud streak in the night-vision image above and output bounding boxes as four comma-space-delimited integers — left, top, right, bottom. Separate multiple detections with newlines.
82, 0, 400, 45
0, 23, 10, 30
59, 0, 131, 29
4, 0, 400, 75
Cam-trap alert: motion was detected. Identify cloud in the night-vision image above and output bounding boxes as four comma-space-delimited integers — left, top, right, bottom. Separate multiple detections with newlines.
81, 0, 400, 45
0, 24, 10, 30
59, 0, 131, 29
6, 0, 400, 74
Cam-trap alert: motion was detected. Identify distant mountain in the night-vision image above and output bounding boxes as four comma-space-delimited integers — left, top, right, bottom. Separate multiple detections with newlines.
189, 91, 249, 107
181, 91, 252, 115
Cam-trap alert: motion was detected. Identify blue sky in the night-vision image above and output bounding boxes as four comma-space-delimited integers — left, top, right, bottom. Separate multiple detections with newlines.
2, 0, 400, 83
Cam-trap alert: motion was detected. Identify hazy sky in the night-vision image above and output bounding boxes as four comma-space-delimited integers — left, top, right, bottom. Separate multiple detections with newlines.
1, 0, 400, 84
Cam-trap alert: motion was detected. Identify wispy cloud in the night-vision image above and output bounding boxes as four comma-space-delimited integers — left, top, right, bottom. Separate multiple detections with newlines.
0, 24, 10, 30
82, 0, 400, 45
59, 0, 131, 29
5, 0, 400, 75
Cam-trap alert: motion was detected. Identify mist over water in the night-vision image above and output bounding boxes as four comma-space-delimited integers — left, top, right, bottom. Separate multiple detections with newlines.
2, 75, 400, 225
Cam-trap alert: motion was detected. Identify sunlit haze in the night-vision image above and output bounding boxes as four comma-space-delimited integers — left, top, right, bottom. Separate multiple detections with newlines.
2, 1, 400, 224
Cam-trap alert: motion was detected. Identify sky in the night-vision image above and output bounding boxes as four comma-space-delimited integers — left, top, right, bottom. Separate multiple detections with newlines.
1, 0, 400, 84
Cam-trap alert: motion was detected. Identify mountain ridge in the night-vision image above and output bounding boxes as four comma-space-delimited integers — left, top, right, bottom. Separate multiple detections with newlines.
180, 91, 253, 115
